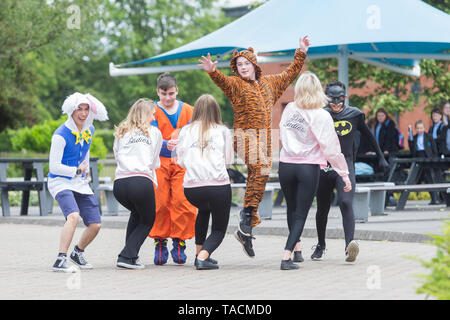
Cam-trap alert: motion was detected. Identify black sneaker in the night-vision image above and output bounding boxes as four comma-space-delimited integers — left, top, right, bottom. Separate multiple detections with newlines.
234, 230, 255, 258
195, 258, 219, 270
195, 256, 218, 265
52, 256, 78, 273
70, 249, 93, 269
311, 244, 326, 261
345, 240, 359, 262
116, 256, 145, 269
293, 251, 304, 263
281, 259, 300, 270
238, 209, 253, 236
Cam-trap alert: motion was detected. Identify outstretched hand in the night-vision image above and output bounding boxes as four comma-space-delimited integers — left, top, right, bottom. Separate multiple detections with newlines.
198, 53, 218, 73
299, 35, 310, 53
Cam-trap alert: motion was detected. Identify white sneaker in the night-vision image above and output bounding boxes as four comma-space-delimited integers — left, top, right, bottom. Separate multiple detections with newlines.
52, 256, 78, 273
345, 240, 359, 262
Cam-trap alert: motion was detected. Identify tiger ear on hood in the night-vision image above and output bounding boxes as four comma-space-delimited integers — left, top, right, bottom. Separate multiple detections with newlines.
247, 47, 254, 53
233, 50, 238, 57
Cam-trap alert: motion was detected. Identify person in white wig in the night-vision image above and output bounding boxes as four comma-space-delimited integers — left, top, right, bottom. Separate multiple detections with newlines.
48, 92, 108, 272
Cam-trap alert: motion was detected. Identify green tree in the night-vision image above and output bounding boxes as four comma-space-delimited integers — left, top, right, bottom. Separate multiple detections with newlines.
9, 116, 107, 160
0, 0, 101, 131
88, 0, 233, 127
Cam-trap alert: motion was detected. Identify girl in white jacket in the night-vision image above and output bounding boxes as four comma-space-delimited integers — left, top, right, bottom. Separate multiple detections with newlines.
278, 72, 351, 270
177, 94, 234, 270
113, 98, 163, 269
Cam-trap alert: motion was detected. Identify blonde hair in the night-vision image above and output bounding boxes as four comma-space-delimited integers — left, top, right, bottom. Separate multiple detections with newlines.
191, 94, 222, 156
114, 98, 155, 139
294, 71, 329, 110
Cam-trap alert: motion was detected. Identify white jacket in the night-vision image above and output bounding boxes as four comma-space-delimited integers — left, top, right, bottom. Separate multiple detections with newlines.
177, 123, 234, 188
113, 126, 163, 186
279, 102, 349, 179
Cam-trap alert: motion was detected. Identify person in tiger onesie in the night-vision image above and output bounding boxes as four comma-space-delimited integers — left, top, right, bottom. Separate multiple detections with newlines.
198, 36, 310, 258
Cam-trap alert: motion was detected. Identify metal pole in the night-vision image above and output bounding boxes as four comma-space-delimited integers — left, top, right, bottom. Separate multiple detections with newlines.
338, 45, 349, 95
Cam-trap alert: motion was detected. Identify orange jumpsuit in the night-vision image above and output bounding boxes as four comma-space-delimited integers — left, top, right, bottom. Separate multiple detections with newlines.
148, 101, 197, 240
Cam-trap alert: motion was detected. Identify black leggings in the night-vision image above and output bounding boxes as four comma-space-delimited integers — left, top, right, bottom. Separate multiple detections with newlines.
315, 161, 356, 248
113, 176, 156, 260
278, 162, 320, 252
184, 185, 231, 255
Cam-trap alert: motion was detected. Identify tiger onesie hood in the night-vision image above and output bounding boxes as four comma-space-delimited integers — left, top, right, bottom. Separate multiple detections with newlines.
230, 47, 263, 81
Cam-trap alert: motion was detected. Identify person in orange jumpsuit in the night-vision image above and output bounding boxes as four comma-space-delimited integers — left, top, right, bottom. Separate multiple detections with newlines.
149, 73, 197, 265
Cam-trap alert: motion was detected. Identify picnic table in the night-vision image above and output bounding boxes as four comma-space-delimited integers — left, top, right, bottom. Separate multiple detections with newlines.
0, 157, 100, 216
386, 155, 450, 209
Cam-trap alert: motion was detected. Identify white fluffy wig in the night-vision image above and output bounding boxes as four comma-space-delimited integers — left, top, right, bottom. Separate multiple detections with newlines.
61, 92, 109, 125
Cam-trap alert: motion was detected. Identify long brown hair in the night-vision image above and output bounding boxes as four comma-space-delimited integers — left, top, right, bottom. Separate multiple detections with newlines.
114, 98, 155, 139
191, 94, 222, 156
375, 107, 395, 126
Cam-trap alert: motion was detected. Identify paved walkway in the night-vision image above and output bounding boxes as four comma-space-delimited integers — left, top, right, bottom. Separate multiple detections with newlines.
0, 201, 447, 300
0, 224, 438, 300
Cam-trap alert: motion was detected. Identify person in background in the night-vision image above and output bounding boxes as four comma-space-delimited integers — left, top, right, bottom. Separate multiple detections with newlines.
113, 99, 163, 269
177, 94, 234, 270
428, 107, 447, 203
374, 108, 399, 156
408, 120, 441, 205
429, 108, 446, 156
374, 108, 400, 206
441, 100, 450, 126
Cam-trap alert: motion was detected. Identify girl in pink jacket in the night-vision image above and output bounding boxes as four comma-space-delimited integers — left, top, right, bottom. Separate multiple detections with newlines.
278, 71, 351, 270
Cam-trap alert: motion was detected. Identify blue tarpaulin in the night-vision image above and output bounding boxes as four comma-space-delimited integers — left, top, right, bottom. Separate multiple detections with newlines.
110, 0, 450, 82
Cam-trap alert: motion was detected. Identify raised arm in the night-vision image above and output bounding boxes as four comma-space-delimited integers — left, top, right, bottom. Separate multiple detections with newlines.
198, 53, 239, 102
265, 36, 310, 102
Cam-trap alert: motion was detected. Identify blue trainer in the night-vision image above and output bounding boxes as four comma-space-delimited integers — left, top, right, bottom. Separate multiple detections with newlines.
154, 238, 168, 265
170, 238, 187, 264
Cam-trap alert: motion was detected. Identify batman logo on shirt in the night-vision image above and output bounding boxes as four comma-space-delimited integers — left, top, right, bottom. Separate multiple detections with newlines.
334, 121, 352, 136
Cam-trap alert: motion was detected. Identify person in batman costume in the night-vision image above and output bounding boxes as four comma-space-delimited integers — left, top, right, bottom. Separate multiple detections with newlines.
311, 81, 390, 262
